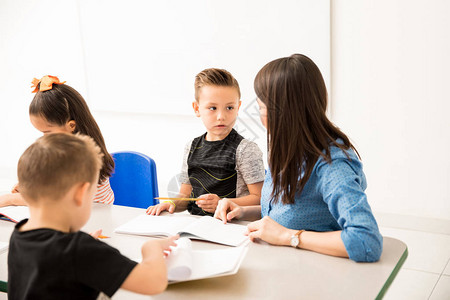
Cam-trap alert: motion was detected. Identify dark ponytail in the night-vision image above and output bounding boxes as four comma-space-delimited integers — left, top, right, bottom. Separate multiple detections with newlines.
29, 83, 114, 183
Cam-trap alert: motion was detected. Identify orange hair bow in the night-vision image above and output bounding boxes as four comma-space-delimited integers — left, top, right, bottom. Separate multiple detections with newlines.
31, 75, 66, 93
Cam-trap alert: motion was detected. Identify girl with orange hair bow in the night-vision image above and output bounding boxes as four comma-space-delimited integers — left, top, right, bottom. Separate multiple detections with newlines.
0, 75, 115, 207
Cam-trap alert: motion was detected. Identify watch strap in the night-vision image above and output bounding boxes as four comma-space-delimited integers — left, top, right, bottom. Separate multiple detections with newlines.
294, 230, 305, 248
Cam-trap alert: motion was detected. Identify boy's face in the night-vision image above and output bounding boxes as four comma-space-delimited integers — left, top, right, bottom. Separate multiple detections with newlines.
193, 86, 241, 141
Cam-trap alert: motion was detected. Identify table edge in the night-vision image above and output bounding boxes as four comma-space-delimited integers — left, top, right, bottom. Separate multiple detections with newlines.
375, 245, 409, 299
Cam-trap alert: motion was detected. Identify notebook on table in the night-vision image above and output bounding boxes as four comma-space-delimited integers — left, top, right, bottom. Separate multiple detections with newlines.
166, 237, 249, 283
114, 214, 248, 247
131, 237, 249, 283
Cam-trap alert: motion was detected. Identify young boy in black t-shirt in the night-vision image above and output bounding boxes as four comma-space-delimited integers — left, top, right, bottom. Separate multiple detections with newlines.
146, 68, 265, 216
8, 133, 178, 299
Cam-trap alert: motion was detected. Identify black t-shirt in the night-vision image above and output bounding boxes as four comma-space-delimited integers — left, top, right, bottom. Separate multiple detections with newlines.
8, 219, 138, 300
187, 129, 244, 216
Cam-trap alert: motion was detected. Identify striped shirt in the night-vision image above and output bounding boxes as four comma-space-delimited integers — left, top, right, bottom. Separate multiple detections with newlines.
93, 178, 114, 204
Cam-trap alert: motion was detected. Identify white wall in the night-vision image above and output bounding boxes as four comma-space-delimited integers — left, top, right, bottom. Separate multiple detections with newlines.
0, 0, 88, 187
3, 0, 447, 221
77, 0, 330, 115
331, 0, 450, 220
0, 0, 329, 195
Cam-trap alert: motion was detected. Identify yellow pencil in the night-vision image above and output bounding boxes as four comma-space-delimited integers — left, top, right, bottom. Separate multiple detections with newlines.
98, 235, 110, 239
155, 197, 198, 201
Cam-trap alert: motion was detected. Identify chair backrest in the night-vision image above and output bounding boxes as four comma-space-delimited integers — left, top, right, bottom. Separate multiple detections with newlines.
110, 151, 159, 208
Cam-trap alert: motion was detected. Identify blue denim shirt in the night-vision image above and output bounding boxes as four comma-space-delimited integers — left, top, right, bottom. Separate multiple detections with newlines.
261, 143, 383, 262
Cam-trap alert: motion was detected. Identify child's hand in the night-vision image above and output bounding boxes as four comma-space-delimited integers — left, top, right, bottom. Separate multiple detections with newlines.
146, 202, 175, 215
11, 183, 19, 193
245, 216, 291, 246
90, 229, 103, 239
159, 235, 179, 256
214, 198, 243, 223
142, 235, 179, 257
124, 236, 179, 295
196, 194, 220, 213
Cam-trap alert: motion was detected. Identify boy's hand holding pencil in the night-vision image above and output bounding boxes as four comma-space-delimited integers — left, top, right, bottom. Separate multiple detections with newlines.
196, 194, 220, 213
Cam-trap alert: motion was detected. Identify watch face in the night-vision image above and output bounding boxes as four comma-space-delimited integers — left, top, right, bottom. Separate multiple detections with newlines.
290, 236, 299, 247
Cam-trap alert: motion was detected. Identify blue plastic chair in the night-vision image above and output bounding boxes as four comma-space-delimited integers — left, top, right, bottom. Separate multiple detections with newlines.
110, 151, 159, 209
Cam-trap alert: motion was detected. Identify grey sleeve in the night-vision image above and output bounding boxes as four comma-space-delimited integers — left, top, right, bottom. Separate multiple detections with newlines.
236, 139, 265, 184
179, 140, 193, 184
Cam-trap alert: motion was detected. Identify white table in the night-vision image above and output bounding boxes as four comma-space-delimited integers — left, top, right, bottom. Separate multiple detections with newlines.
0, 203, 407, 299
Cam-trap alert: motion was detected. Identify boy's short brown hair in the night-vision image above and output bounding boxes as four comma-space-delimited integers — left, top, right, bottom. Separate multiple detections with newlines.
18, 133, 103, 201
194, 68, 241, 101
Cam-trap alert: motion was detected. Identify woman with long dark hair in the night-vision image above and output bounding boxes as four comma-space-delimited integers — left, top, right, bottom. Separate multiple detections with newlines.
215, 54, 383, 262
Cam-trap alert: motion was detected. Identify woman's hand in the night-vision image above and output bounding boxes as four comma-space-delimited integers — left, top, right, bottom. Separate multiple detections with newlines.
214, 198, 244, 224
196, 194, 220, 213
246, 216, 293, 246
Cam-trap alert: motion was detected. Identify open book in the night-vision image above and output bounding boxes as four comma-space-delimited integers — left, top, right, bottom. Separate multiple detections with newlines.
0, 206, 29, 223
115, 214, 248, 247
166, 238, 248, 283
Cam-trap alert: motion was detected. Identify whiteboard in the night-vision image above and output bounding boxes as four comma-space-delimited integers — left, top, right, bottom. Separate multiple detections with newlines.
78, 0, 330, 115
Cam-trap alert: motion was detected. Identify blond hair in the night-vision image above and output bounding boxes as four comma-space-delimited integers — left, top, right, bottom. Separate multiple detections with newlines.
18, 133, 103, 201
194, 68, 241, 101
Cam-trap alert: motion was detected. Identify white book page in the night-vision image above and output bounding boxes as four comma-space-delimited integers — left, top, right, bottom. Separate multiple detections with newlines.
180, 217, 248, 247
166, 238, 193, 281
114, 214, 195, 236
186, 246, 248, 281
0, 206, 29, 223
166, 237, 249, 283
